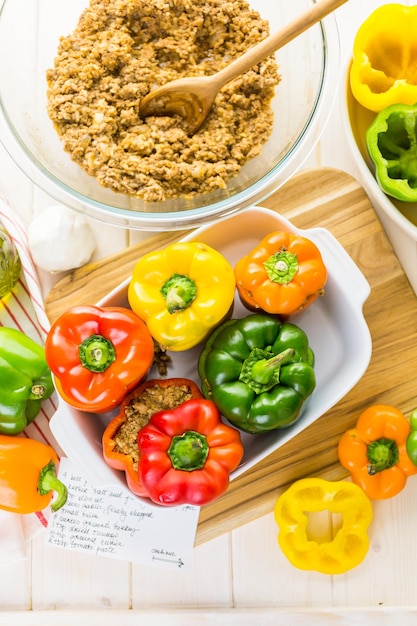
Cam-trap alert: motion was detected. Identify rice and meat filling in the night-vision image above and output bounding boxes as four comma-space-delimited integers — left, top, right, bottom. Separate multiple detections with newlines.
46, 0, 280, 201
113, 383, 193, 468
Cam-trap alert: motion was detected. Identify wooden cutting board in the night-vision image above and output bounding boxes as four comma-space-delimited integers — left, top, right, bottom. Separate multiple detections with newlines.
45, 167, 417, 545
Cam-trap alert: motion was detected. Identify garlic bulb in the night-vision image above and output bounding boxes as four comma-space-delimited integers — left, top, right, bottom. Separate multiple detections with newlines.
28, 205, 96, 273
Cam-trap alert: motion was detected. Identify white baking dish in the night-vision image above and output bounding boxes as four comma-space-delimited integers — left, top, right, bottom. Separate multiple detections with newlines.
50, 206, 372, 494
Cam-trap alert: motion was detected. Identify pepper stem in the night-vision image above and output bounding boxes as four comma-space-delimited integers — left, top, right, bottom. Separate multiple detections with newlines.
239, 347, 295, 394
38, 461, 68, 512
31, 384, 47, 399
263, 249, 299, 284
168, 430, 209, 471
160, 273, 197, 314
367, 437, 399, 474
78, 334, 116, 373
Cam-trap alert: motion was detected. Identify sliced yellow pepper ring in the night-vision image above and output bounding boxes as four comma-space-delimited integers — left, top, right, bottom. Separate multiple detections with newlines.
350, 4, 417, 112
274, 477, 373, 575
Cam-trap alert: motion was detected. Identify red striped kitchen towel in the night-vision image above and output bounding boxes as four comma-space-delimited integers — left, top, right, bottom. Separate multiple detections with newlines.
0, 198, 64, 558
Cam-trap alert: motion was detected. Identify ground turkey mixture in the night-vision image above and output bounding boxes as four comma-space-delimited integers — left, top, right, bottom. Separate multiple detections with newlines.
46, 0, 280, 202
113, 382, 194, 468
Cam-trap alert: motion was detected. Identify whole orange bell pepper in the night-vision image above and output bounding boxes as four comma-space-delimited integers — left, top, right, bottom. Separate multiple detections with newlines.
45, 305, 154, 413
0, 435, 67, 513
234, 230, 327, 316
338, 405, 417, 500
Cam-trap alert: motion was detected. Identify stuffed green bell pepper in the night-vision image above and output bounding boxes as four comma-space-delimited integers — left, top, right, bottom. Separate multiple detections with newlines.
198, 313, 316, 434
0, 327, 54, 435
366, 103, 417, 202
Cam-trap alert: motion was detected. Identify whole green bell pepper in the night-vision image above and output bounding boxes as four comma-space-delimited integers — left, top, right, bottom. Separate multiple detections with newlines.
366, 103, 417, 202
197, 313, 316, 434
0, 327, 54, 435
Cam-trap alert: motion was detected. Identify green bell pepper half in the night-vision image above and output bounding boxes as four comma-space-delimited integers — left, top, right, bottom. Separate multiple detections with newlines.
197, 313, 316, 434
0, 327, 54, 435
366, 103, 417, 202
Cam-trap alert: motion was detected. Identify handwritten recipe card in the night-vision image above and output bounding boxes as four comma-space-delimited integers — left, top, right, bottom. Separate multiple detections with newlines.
46, 458, 200, 569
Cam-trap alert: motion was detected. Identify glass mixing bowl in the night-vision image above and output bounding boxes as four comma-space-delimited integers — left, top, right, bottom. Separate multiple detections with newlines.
0, 0, 339, 230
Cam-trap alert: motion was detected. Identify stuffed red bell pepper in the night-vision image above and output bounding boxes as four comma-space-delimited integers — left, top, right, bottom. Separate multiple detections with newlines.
102, 378, 203, 497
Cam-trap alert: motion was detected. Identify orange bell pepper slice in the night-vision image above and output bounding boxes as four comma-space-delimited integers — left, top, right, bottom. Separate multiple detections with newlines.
338, 405, 417, 500
234, 230, 327, 316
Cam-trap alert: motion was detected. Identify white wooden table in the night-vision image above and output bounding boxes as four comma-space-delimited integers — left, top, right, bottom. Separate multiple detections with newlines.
1, 1, 417, 624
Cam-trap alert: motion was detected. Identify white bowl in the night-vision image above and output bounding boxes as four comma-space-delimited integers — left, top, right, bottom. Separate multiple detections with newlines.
341, 59, 417, 295
50, 206, 372, 495
0, 0, 340, 231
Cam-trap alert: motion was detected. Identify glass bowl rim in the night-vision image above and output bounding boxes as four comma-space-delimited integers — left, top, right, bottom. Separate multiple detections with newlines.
0, 4, 340, 230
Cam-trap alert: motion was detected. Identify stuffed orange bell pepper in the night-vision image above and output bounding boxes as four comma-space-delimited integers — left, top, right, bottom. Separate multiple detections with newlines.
102, 378, 203, 497
45, 305, 154, 413
234, 231, 327, 316
350, 4, 417, 112
0, 435, 67, 513
338, 405, 417, 500
128, 241, 236, 351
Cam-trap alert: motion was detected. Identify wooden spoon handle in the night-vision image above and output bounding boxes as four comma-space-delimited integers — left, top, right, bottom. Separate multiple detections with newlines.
212, 0, 348, 89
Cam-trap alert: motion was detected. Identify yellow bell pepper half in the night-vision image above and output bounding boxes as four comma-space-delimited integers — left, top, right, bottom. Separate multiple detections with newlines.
350, 4, 417, 112
127, 241, 236, 352
274, 477, 373, 575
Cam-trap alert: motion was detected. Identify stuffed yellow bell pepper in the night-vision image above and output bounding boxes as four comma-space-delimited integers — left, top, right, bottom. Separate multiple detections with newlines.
350, 4, 417, 112
274, 477, 373, 575
128, 241, 236, 351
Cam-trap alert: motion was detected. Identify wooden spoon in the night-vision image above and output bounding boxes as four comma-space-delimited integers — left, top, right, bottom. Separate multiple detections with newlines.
139, 0, 348, 135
